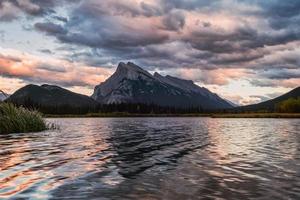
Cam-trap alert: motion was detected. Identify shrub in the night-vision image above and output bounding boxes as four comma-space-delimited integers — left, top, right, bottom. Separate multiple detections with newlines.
0, 103, 47, 134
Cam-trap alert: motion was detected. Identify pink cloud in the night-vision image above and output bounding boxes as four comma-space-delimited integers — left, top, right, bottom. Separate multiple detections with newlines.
174, 68, 249, 86
0, 48, 112, 92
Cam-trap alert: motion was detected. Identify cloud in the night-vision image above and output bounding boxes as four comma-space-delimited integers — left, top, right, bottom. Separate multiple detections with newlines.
259, 0, 300, 29
168, 68, 249, 86
37, 63, 67, 73
260, 69, 300, 80
162, 10, 185, 31
0, 0, 79, 21
27, 1, 299, 69
30, 0, 300, 91
249, 95, 270, 102
35, 22, 67, 35
0, 1, 20, 21
1, 0, 300, 98
0, 76, 25, 94
39, 49, 53, 54
160, 0, 219, 11
249, 78, 300, 88
222, 94, 243, 105
0, 47, 112, 89
16, 0, 41, 15
240, 98, 262, 106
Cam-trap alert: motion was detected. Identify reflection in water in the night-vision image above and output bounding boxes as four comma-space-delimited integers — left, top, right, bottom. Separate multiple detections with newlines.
108, 119, 208, 178
0, 118, 299, 199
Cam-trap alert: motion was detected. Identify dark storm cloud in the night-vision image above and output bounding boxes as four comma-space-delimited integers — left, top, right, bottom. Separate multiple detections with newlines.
185, 26, 259, 54
162, 10, 185, 31
260, 69, 300, 80
249, 0, 300, 35
160, 0, 220, 11
249, 79, 276, 87
35, 22, 67, 35
187, 25, 300, 56
249, 68, 300, 88
210, 51, 265, 65
20, 0, 80, 15
68, 49, 117, 67
140, 2, 163, 17
32, 0, 300, 60
0, 0, 79, 21
39, 49, 53, 54
34, 3, 169, 49
61, 30, 169, 49
4, 0, 300, 88
52, 15, 68, 23
260, 0, 300, 21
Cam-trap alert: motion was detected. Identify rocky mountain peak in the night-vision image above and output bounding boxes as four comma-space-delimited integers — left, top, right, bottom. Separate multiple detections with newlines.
92, 62, 233, 109
153, 72, 163, 79
116, 62, 127, 72
117, 62, 146, 72
114, 62, 153, 81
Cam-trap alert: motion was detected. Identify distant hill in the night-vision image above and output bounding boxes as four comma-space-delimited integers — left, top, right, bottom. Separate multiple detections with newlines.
6, 84, 98, 108
92, 62, 233, 110
234, 87, 300, 112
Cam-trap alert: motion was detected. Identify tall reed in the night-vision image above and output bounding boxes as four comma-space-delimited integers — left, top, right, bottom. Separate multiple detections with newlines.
0, 103, 47, 134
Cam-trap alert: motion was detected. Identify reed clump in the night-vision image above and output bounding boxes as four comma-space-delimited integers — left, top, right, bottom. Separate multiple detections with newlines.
0, 103, 47, 134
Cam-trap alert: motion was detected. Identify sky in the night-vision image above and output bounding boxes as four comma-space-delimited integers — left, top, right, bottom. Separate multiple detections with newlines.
0, 0, 299, 105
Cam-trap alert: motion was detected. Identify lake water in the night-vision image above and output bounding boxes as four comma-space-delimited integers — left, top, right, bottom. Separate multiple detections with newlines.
0, 118, 299, 199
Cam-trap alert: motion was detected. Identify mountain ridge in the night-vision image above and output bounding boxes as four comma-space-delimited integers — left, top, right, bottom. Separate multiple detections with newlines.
92, 62, 233, 109
6, 84, 98, 108
234, 87, 300, 112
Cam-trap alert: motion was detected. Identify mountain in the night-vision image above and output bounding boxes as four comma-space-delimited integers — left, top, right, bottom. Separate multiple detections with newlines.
224, 99, 238, 107
92, 62, 233, 110
235, 87, 300, 112
0, 90, 9, 101
7, 84, 98, 108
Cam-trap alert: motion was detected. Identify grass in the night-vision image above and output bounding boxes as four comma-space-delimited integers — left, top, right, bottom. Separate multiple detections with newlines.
0, 103, 47, 134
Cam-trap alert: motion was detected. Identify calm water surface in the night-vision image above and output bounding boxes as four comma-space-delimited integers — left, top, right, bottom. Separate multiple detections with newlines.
0, 118, 299, 199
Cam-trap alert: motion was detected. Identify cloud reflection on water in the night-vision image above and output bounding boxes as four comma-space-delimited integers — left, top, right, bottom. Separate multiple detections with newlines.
0, 118, 299, 199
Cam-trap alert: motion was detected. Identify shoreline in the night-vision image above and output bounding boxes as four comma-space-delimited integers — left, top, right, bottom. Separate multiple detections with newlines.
45, 113, 300, 118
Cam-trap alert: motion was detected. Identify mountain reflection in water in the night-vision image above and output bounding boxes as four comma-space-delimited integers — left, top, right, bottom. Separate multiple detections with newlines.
0, 118, 299, 199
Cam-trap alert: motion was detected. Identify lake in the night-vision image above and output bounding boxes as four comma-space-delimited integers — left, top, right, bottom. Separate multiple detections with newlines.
0, 118, 299, 199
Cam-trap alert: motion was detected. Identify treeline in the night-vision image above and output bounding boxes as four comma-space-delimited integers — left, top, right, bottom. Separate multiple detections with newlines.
8, 97, 300, 115
98, 103, 205, 114
7, 98, 205, 115
275, 97, 300, 113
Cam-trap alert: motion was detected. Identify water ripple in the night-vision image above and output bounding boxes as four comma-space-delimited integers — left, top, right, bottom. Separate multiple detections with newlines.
0, 118, 299, 199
